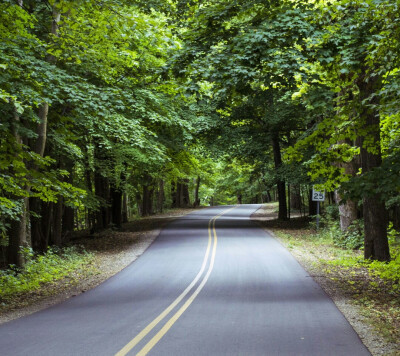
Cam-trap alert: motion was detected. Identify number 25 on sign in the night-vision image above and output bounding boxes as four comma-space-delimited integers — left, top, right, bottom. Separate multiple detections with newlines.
312, 188, 325, 202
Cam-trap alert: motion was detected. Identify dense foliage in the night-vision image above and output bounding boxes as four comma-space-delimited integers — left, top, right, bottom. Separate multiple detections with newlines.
1, 0, 400, 269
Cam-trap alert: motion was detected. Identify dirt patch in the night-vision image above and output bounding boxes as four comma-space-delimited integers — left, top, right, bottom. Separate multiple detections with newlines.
252, 204, 400, 356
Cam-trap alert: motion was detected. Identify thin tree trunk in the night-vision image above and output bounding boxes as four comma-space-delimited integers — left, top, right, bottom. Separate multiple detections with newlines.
193, 176, 200, 207
272, 134, 287, 220
62, 205, 74, 240
135, 192, 142, 216
110, 185, 122, 228
122, 194, 129, 223
290, 185, 301, 210
8, 198, 28, 267
94, 172, 109, 230
41, 202, 53, 251
35, 104, 48, 157
171, 181, 177, 208
288, 184, 291, 220
62, 159, 74, 240
7, 101, 28, 267
308, 188, 317, 216
142, 178, 153, 216
157, 179, 165, 213
182, 179, 190, 207
53, 197, 63, 246
177, 182, 183, 207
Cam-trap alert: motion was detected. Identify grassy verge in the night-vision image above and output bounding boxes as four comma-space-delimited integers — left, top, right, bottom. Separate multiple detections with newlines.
0, 246, 95, 310
272, 221, 400, 347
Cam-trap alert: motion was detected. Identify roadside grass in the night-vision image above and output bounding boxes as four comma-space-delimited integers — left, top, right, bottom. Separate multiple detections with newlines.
271, 220, 400, 347
0, 246, 95, 310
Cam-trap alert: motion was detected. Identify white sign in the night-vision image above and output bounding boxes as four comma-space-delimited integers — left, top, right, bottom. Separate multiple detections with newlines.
312, 188, 325, 202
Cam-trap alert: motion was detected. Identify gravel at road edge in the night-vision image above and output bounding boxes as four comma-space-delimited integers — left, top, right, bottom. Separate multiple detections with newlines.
251, 204, 399, 356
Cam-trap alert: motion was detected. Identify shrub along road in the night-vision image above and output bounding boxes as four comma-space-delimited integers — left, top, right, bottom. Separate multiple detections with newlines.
0, 205, 370, 355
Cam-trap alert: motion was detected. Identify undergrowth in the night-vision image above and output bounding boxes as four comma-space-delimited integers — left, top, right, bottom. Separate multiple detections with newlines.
325, 222, 400, 293
0, 246, 94, 304
274, 213, 400, 348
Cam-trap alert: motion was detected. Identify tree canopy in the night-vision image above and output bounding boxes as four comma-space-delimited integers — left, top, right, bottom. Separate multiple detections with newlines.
1, 0, 400, 266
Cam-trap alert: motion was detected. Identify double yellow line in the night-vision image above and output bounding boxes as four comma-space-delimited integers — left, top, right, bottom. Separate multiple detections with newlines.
115, 206, 237, 356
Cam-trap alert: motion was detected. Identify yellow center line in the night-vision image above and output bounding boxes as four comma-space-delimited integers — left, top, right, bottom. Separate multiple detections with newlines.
114, 206, 237, 356
135, 206, 237, 356
115, 222, 213, 356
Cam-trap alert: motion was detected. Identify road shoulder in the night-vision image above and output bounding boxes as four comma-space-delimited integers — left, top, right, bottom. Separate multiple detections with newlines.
251, 204, 399, 356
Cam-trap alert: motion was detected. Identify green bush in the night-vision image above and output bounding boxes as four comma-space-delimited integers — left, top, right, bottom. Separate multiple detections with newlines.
332, 219, 364, 250
0, 246, 94, 301
328, 224, 400, 292
312, 204, 364, 250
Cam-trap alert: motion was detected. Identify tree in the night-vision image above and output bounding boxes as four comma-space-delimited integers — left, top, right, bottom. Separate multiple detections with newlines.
170, 0, 314, 219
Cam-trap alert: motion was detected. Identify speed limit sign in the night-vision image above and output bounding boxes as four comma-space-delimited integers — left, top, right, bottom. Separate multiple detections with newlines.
312, 187, 325, 201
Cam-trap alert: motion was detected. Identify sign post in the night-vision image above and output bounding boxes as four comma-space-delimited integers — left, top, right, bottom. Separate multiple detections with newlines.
312, 187, 325, 230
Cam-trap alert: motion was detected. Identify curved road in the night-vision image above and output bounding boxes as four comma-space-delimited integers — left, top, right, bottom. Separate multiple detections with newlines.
0, 205, 370, 355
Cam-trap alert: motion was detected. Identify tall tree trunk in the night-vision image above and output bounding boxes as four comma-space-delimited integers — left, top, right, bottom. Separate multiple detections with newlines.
35, 104, 48, 157
272, 134, 287, 220
177, 182, 183, 207
122, 194, 128, 223
110, 185, 122, 228
31, 199, 53, 254
308, 188, 317, 216
290, 185, 301, 210
29, 3, 61, 252
8, 198, 28, 267
193, 176, 201, 207
62, 205, 74, 240
171, 181, 177, 208
142, 177, 154, 216
94, 171, 110, 230
335, 139, 360, 231
359, 76, 390, 261
84, 147, 95, 231
53, 197, 63, 246
210, 196, 214, 206
41, 202, 53, 251
157, 179, 165, 213
61, 159, 74, 240
182, 179, 190, 207
287, 184, 291, 220
135, 192, 142, 216
7, 101, 28, 267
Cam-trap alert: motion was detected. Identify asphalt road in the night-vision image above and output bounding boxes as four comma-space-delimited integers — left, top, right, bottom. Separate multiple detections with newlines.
0, 205, 371, 356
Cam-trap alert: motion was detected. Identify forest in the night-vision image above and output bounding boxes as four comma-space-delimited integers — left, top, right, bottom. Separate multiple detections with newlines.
1, 0, 400, 271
